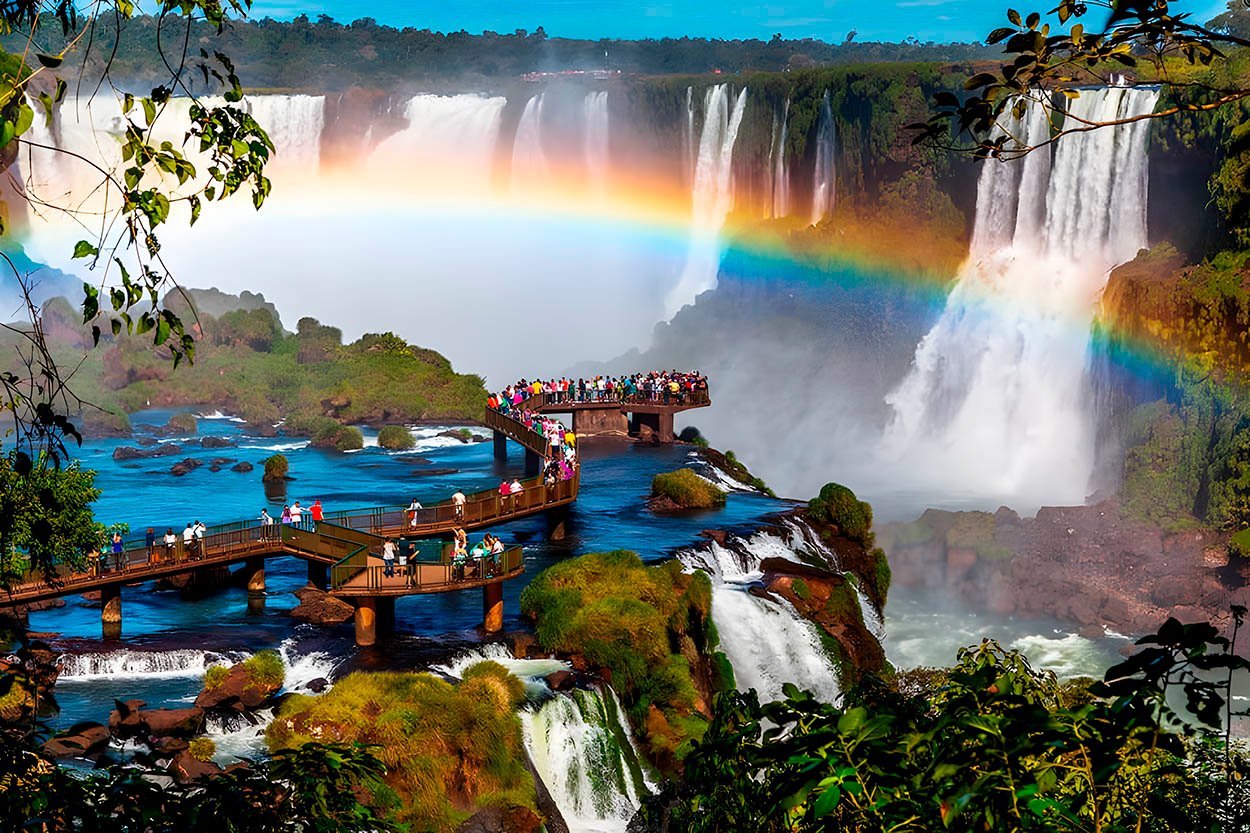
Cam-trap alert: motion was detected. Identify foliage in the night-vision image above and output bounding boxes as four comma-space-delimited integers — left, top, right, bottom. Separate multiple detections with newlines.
261, 453, 288, 482
242, 649, 285, 690
0, 452, 102, 580
267, 665, 534, 831
807, 482, 874, 546
651, 469, 726, 510
203, 664, 229, 692
188, 736, 216, 763
311, 423, 363, 452
648, 612, 1250, 833
1230, 527, 1250, 559
376, 425, 415, 451
520, 551, 713, 769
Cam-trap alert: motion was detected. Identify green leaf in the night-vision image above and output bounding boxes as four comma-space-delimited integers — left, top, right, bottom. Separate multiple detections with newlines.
1007, 8, 1022, 26
72, 240, 99, 259
812, 785, 842, 817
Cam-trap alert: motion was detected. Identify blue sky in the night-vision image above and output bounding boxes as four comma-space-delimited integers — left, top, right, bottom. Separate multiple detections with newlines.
248, 0, 1229, 43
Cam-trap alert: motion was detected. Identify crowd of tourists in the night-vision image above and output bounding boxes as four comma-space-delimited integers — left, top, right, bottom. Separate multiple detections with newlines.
488, 370, 709, 410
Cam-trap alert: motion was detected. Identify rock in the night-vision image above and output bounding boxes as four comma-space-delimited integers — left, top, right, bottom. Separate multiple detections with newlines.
471, 435, 488, 443
140, 707, 205, 738
305, 677, 329, 694
170, 749, 223, 783
135, 436, 159, 447
246, 421, 278, 438
699, 529, 729, 546
170, 458, 203, 477
504, 631, 538, 659
231, 461, 254, 473
200, 437, 235, 449
545, 670, 575, 692
113, 444, 182, 461
151, 736, 190, 756
457, 805, 544, 833
108, 699, 148, 740
289, 586, 355, 626
195, 662, 281, 712
208, 457, 235, 466
42, 723, 110, 759
209, 465, 222, 472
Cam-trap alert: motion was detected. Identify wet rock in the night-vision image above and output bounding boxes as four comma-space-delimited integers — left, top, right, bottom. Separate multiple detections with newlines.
136, 436, 159, 447
699, 529, 729, 546
140, 707, 205, 738
457, 805, 543, 833
170, 749, 223, 783
231, 461, 254, 473
504, 631, 538, 659
200, 436, 235, 449
208, 457, 235, 466
43, 723, 110, 759
246, 421, 278, 438
195, 662, 281, 712
289, 586, 354, 626
545, 670, 575, 692
113, 444, 182, 461
170, 458, 203, 477
305, 677, 329, 694
151, 736, 190, 756
108, 699, 148, 740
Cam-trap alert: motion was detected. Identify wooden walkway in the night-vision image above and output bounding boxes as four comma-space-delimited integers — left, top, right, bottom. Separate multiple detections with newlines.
1, 405, 576, 621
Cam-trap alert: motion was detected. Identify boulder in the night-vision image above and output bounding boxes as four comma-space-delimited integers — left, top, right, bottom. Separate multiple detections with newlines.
457, 805, 544, 833
140, 707, 205, 738
504, 631, 538, 659
231, 461, 254, 473
170, 749, 223, 783
108, 699, 148, 740
135, 436, 159, 447
43, 723, 111, 759
200, 437, 236, 449
170, 458, 203, 477
113, 444, 182, 461
209, 457, 235, 466
305, 677, 330, 694
151, 736, 190, 756
289, 586, 355, 626
545, 670, 575, 692
195, 662, 281, 712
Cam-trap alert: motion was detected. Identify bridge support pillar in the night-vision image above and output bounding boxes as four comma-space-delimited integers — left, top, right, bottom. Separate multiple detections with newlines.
657, 412, 675, 444
493, 430, 508, 461
547, 505, 570, 541
377, 597, 396, 638
307, 562, 328, 590
354, 597, 378, 647
483, 582, 504, 633
524, 448, 540, 477
101, 585, 122, 640
244, 557, 266, 615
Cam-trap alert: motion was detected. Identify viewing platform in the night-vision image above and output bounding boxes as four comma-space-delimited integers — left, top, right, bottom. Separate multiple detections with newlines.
2, 403, 578, 646
493, 385, 711, 446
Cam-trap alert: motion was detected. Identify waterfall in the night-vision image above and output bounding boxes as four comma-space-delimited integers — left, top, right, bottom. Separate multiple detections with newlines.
683, 86, 696, 186
240, 95, 325, 169
512, 93, 549, 193
882, 86, 1159, 512
522, 687, 651, 833
810, 90, 836, 224
679, 519, 851, 705
583, 91, 610, 195
663, 84, 748, 319
57, 648, 247, 681
370, 93, 506, 193
771, 99, 790, 218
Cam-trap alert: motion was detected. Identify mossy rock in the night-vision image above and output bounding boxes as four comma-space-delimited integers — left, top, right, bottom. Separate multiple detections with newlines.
651, 469, 726, 510
166, 412, 198, 435
377, 425, 415, 451
262, 454, 289, 482
188, 736, 216, 763
807, 482, 873, 546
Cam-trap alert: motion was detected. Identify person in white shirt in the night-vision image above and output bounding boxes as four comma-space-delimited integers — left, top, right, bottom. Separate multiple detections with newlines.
193, 521, 206, 557
290, 501, 303, 526
259, 509, 273, 541
163, 528, 177, 560
510, 479, 523, 494
452, 490, 466, 520
182, 523, 194, 558
408, 497, 423, 528
382, 538, 397, 578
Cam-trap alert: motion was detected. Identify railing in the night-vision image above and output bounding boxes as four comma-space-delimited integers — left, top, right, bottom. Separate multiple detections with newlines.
518, 387, 711, 409
331, 545, 524, 594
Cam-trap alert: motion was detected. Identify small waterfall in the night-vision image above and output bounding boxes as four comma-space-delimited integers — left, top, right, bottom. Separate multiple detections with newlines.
583, 91, 610, 195
433, 643, 569, 700
57, 648, 246, 682
882, 86, 1159, 512
770, 99, 790, 218
683, 86, 696, 185
522, 687, 651, 833
370, 93, 506, 193
664, 84, 748, 319
512, 93, 549, 193
810, 90, 836, 224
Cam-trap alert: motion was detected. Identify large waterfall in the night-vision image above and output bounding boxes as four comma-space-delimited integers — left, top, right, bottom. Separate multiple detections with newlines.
770, 99, 790, 219
583, 91, 610, 195
810, 90, 836, 224
512, 93, 550, 192
663, 83, 748, 319
883, 86, 1159, 511
370, 93, 505, 193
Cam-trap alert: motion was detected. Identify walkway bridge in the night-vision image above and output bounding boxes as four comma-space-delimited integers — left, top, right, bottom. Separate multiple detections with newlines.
2, 405, 576, 645
495, 388, 710, 451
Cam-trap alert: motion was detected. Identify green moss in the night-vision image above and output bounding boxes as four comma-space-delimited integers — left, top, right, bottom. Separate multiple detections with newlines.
166, 412, 198, 435
651, 469, 726, 510
807, 482, 874, 546
710, 651, 737, 693
870, 548, 893, 607
242, 649, 285, 690
791, 577, 811, 602
1230, 528, 1250, 559
204, 664, 229, 691
188, 737, 216, 762
267, 668, 534, 831
945, 512, 1011, 561
262, 454, 288, 482
377, 425, 415, 451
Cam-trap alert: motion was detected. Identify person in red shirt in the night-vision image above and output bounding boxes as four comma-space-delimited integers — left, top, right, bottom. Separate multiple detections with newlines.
310, 499, 324, 523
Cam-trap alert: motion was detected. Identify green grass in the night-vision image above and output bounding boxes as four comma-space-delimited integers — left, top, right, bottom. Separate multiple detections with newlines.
267, 663, 534, 831
377, 425, 415, 451
651, 469, 726, 510
188, 737, 216, 762
242, 650, 285, 690
1231, 528, 1250, 559
204, 665, 229, 691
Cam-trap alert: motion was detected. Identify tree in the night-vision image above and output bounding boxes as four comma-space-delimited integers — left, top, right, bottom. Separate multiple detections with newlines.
0, 451, 102, 578
914, 0, 1250, 159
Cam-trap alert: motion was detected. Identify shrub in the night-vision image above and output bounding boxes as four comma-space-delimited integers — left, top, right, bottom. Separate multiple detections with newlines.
1231, 528, 1250, 559
807, 482, 873, 545
204, 664, 229, 691
262, 454, 289, 482
309, 422, 364, 452
243, 649, 285, 690
652, 469, 726, 510
166, 412, 198, 435
377, 425, 415, 451
188, 737, 216, 763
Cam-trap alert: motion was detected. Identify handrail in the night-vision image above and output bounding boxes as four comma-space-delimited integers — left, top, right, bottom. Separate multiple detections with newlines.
330, 545, 525, 595
495, 387, 710, 410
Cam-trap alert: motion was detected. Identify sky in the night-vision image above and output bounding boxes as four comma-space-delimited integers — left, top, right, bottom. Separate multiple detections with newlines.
248, 0, 1230, 44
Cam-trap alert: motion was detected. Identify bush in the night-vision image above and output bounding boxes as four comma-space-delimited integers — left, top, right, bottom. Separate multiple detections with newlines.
166, 412, 198, 435
188, 737, 216, 763
807, 482, 873, 545
204, 664, 229, 691
1231, 528, 1250, 559
309, 422, 364, 452
262, 454, 289, 482
243, 649, 286, 690
377, 425, 415, 451
652, 469, 726, 510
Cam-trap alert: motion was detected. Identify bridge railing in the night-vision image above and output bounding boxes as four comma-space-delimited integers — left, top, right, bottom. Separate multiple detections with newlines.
332, 545, 524, 594
514, 387, 711, 409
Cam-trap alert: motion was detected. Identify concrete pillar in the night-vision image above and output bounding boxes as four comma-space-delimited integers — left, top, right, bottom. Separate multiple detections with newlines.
483, 582, 504, 633
354, 597, 378, 647
525, 448, 540, 477
657, 412, 675, 444
307, 561, 328, 590
547, 505, 569, 541
493, 430, 508, 461
101, 585, 122, 640
245, 557, 266, 592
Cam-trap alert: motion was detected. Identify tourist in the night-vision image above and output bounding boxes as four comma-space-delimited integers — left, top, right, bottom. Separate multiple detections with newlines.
408, 497, 423, 528
510, 478, 524, 496
452, 488, 466, 521
290, 501, 303, 526
163, 528, 177, 559
382, 538, 397, 578
311, 499, 324, 523
397, 541, 408, 582
182, 523, 195, 559
111, 532, 124, 571
193, 520, 206, 557
281, 504, 292, 524
145, 527, 156, 560
259, 508, 273, 541
499, 479, 511, 510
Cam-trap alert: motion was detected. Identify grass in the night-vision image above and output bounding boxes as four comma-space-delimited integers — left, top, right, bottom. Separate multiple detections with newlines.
242, 650, 285, 690
651, 469, 726, 510
204, 664, 229, 691
267, 662, 534, 831
1231, 528, 1250, 559
377, 425, 415, 451
520, 551, 712, 770
188, 737, 216, 762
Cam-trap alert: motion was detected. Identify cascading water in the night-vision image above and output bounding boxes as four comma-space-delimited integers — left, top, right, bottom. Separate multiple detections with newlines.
881, 86, 1159, 512
810, 90, 836, 224
235, 95, 324, 169
57, 648, 247, 681
771, 99, 790, 219
664, 84, 748, 319
370, 93, 506, 193
583, 91, 610, 195
523, 687, 651, 833
512, 93, 549, 193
